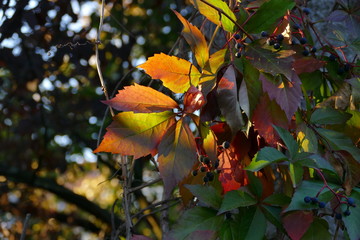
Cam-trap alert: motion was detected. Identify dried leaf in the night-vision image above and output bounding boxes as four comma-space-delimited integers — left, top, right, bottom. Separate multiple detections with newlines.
184, 86, 206, 113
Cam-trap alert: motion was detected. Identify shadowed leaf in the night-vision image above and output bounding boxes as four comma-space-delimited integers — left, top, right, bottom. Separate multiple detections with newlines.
283, 211, 314, 240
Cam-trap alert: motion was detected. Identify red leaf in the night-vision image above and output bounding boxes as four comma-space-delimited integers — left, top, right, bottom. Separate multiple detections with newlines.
217, 65, 244, 135
261, 73, 302, 120
293, 57, 326, 75
184, 86, 206, 113
104, 83, 179, 113
94, 112, 175, 158
173, 10, 209, 68
218, 144, 249, 194
252, 94, 289, 145
158, 119, 198, 196
283, 211, 313, 240
137, 53, 201, 93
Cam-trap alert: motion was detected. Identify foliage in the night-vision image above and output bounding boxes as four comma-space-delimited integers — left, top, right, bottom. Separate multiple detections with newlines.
94, 0, 360, 239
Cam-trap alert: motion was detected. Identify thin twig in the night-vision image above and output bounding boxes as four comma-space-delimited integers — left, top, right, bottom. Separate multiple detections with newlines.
111, 199, 118, 240
96, 0, 114, 117
128, 178, 162, 193
120, 155, 133, 240
20, 213, 31, 240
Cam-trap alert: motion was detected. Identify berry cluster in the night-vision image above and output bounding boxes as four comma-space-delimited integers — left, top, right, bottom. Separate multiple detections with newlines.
303, 195, 356, 219
261, 31, 284, 50
233, 33, 244, 58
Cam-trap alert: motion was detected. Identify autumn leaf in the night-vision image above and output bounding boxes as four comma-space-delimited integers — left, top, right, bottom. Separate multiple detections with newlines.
200, 49, 227, 84
283, 211, 313, 240
293, 57, 326, 75
94, 111, 176, 159
158, 119, 198, 196
104, 83, 179, 113
217, 65, 244, 135
173, 10, 209, 68
137, 53, 201, 93
184, 86, 206, 113
261, 73, 302, 120
252, 94, 289, 145
190, 0, 236, 32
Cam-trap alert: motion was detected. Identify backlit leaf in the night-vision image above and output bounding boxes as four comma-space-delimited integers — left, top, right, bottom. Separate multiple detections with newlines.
104, 83, 178, 113
217, 65, 244, 134
200, 124, 218, 163
244, 0, 295, 34
200, 49, 227, 84
158, 119, 198, 196
252, 94, 289, 144
138, 53, 201, 93
297, 123, 318, 153
245, 147, 287, 172
261, 73, 302, 120
190, 0, 236, 32
94, 111, 175, 159
173, 10, 209, 68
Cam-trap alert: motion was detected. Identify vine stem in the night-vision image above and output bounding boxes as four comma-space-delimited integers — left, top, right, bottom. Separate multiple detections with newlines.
96, 0, 114, 117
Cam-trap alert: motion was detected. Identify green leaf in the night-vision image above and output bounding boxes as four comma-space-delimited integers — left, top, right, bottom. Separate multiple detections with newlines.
185, 185, 222, 209
190, 0, 236, 32
295, 153, 337, 175
218, 190, 257, 214
244, 0, 295, 33
285, 181, 340, 212
261, 205, 283, 230
289, 162, 304, 188
273, 125, 299, 159
239, 58, 262, 119
301, 218, 331, 240
310, 108, 352, 125
171, 207, 223, 240
219, 219, 241, 240
246, 172, 263, 198
238, 207, 267, 240
158, 119, 198, 196
341, 188, 360, 240
297, 124, 318, 153
263, 193, 291, 207
316, 128, 360, 162
245, 147, 287, 172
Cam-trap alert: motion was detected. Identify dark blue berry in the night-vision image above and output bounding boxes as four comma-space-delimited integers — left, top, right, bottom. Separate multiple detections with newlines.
200, 166, 206, 172
318, 202, 326, 208
267, 39, 275, 45
293, 24, 301, 30
303, 8, 311, 15
310, 47, 317, 53
335, 213, 342, 220
214, 160, 219, 168
234, 34, 241, 40
344, 210, 351, 216
235, 42, 242, 49
311, 197, 319, 204
261, 31, 269, 37
235, 52, 241, 58
344, 63, 351, 71
192, 170, 198, 176
347, 197, 355, 205
303, 50, 309, 56
206, 172, 214, 181
203, 176, 209, 182
300, 37, 307, 44
225, 212, 232, 219
204, 157, 210, 165
274, 43, 281, 49
329, 54, 336, 61
277, 34, 284, 42
222, 141, 230, 149
304, 196, 311, 203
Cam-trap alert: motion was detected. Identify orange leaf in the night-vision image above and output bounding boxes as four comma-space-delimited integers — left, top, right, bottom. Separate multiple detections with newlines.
137, 53, 201, 93
94, 111, 176, 159
183, 85, 206, 113
173, 10, 209, 68
158, 119, 198, 196
200, 49, 227, 84
104, 83, 179, 113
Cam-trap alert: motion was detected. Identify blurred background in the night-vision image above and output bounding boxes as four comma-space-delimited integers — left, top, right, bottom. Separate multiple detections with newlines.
0, 0, 191, 238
